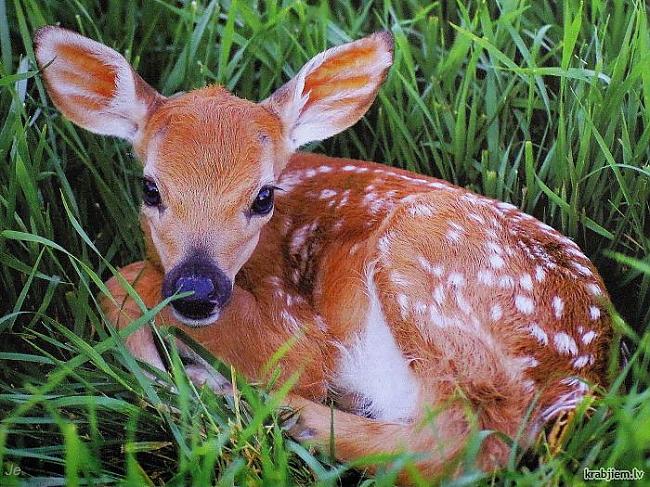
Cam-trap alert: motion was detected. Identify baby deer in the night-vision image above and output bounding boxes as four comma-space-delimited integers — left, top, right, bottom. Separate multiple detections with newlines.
35, 26, 612, 482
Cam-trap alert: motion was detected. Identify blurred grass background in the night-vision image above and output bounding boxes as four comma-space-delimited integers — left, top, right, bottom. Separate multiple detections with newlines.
0, 0, 649, 485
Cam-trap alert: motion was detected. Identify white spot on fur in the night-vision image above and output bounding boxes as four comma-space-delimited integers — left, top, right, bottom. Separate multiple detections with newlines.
562, 377, 590, 393
416, 255, 430, 272
369, 198, 388, 215
515, 295, 535, 314
449, 222, 464, 232
342, 165, 356, 171
490, 304, 503, 321
336, 269, 419, 422
572, 355, 594, 369
446, 229, 462, 243
290, 223, 313, 254
489, 254, 505, 269
529, 323, 548, 345
563, 245, 582, 257
455, 291, 473, 315
430, 265, 444, 278
314, 315, 327, 331
428, 181, 448, 190
409, 204, 434, 217
572, 261, 592, 277
391, 271, 411, 287
461, 193, 481, 204
319, 189, 337, 199
428, 306, 448, 327
336, 190, 351, 209
414, 301, 428, 315
433, 286, 445, 305
535, 265, 546, 282
266, 275, 283, 288
582, 330, 597, 345
281, 218, 293, 236
520, 356, 539, 369
400, 194, 418, 204
485, 241, 503, 256
552, 296, 564, 319
497, 202, 518, 212
589, 306, 600, 321
519, 273, 533, 291
498, 275, 514, 289
396, 294, 410, 319
468, 212, 485, 224
378, 234, 392, 254
586, 283, 602, 296
362, 192, 377, 205
280, 310, 302, 332
448, 272, 465, 287
418, 256, 444, 277
477, 269, 495, 286
554, 333, 578, 356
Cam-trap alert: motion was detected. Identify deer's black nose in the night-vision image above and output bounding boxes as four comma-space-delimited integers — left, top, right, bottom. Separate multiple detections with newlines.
175, 275, 215, 302
171, 275, 216, 319
162, 255, 232, 324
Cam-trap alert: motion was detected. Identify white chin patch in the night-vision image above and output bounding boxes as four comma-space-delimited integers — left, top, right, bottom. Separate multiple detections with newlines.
172, 309, 221, 327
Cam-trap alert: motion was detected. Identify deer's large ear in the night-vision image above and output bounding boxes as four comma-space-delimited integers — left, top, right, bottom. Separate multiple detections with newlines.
34, 26, 163, 143
262, 32, 393, 151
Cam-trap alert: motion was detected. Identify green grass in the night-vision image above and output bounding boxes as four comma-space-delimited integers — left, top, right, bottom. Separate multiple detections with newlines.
1, 0, 649, 485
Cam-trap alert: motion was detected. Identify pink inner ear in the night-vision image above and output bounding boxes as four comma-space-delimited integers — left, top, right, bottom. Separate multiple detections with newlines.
305, 44, 377, 84
302, 45, 380, 103
53, 44, 118, 100
306, 76, 372, 106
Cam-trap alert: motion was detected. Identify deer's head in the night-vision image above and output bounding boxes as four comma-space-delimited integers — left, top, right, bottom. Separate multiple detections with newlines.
35, 26, 392, 325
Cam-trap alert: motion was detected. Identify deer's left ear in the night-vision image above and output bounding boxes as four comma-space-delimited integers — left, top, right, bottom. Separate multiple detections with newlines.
34, 26, 163, 143
262, 32, 393, 151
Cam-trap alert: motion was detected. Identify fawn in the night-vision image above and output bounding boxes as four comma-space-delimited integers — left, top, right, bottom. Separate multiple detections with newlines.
35, 26, 612, 482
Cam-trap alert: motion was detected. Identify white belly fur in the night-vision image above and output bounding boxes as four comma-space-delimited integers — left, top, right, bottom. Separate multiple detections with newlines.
334, 265, 419, 422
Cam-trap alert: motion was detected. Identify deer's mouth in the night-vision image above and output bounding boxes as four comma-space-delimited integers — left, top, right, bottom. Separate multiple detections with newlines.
170, 307, 221, 327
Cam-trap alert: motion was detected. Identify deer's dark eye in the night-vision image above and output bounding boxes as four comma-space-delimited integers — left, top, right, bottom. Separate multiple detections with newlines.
251, 186, 274, 216
142, 177, 161, 207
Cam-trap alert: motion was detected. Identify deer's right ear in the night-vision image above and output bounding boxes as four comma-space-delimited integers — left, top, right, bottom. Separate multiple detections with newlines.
262, 32, 393, 151
34, 26, 163, 143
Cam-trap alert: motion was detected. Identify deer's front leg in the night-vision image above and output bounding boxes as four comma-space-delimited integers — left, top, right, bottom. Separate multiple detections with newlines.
101, 260, 230, 392
101, 261, 328, 400
101, 260, 168, 370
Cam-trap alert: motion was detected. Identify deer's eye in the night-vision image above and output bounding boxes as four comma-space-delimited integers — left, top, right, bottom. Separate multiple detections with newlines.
251, 186, 274, 216
142, 177, 161, 207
